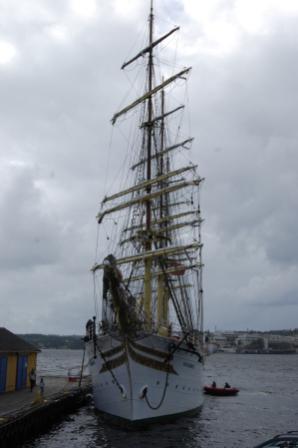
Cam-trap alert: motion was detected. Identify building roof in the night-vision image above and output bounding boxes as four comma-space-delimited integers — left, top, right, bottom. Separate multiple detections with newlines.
0, 328, 40, 353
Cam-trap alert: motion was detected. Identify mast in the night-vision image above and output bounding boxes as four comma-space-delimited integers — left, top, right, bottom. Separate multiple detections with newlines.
157, 86, 168, 330
144, 0, 154, 326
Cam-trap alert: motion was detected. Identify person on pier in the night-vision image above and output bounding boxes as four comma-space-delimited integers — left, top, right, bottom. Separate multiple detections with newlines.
39, 377, 45, 397
29, 368, 36, 392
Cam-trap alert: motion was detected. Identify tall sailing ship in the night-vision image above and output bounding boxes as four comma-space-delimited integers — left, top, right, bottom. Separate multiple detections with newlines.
85, 1, 205, 423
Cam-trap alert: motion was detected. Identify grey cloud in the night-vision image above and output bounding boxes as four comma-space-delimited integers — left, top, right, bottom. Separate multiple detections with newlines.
0, 164, 62, 270
1, 0, 298, 333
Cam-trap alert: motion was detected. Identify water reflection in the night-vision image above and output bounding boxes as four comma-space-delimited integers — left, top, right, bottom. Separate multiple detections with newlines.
92, 410, 206, 448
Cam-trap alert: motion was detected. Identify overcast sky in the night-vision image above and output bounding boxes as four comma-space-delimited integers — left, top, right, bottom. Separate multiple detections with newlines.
1, 0, 298, 334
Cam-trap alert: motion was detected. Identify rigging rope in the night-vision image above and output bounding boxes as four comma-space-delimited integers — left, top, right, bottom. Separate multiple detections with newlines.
92, 274, 99, 322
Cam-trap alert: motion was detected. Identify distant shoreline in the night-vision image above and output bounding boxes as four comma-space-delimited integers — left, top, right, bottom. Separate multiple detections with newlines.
18, 334, 84, 350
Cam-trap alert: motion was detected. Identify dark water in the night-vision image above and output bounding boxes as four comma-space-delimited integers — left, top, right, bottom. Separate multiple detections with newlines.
25, 350, 298, 448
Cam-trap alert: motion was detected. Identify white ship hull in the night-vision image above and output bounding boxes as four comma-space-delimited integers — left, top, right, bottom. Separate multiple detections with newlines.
87, 333, 204, 423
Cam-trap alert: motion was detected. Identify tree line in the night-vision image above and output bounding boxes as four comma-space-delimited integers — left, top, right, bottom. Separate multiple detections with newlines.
18, 334, 84, 349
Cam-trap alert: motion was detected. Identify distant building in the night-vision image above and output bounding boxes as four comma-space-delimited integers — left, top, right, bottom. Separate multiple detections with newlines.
210, 332, 227, 348
235, 332, 263, 347
0, 327, 40, 393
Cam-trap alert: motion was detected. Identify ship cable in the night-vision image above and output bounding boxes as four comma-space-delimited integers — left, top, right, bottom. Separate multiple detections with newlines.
143, 369, 170, 410
95, 342, 126, 397
142, 333, 189, 410
78, 344, 86, 387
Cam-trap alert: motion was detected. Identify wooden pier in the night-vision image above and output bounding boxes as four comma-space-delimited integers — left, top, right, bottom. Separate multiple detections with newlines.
0, 375, 91, 447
